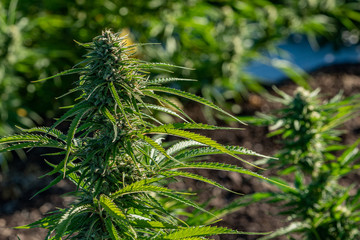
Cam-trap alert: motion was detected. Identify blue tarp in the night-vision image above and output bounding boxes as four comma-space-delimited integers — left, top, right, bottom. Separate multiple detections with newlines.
245, 36, 360, 84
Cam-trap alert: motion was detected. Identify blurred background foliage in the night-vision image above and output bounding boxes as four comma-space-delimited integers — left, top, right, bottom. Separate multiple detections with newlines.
1, 0, 360, 136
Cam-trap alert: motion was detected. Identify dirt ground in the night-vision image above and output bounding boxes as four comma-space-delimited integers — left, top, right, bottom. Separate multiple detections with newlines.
1, 63, 359, 240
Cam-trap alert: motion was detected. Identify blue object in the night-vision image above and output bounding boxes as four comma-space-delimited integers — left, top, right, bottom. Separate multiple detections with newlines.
245, 35, 360, 84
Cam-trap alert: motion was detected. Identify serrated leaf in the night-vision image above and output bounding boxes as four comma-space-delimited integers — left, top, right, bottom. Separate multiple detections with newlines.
104, 218, 121, 240
139, 62, 193, 70
143, 91, 194, 123
175, 146, 269, 161
111, 180, 174, 199
132, 219, 179, 229
167, 162, 292, 189
156, 140, 206, 163
0, 134, 57, 144
163, 226, 267, 239
160, 171, 240, 195
99, 195, 126, 220
143, 104, 189, 123
149, 123, 240, 131
145, 86, 244, 124
145, 128, 261, 169
148, 77, 196, 85
16, 126, 66, 140
0, 141, 65, 153
138, 134, 185, 166
55, 205, 89, 239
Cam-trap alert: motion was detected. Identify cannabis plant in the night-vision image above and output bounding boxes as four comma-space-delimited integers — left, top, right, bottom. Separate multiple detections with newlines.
250, 87, 360, 239
0, 30, 285, 239
259, 87, 360, 176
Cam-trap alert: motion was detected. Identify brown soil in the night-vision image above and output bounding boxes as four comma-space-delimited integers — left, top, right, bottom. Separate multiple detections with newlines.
0, 63, 359, 240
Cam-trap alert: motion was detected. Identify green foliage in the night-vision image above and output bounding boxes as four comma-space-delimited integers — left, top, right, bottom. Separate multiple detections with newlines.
0, 0, 48, 123
250, 87, 360, 239
2, 0, 360, 169
1, 30, 284, 239
3, 0, 360, 112
0, 0, 42, 171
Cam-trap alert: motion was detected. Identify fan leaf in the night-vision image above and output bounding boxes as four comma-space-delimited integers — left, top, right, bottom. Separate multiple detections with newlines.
145, 86, 244, 124
168, 162, 291, 189
145, 128, 261, 169
104, 218, 121, 240
162, 226, 268, 239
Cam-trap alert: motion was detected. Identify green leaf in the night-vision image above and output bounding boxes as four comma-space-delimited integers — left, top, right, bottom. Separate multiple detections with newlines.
145, 128, 261, 169
142, 104, 189, 123
167, 162, 292, 189
0, 134, 57, 144
73, 39, 92, 47
156, 140, 206, 162
149, 123, 240, 131
111, 181, 174, 199
63, 110, 86, 177
145, 86, 244, 124
163, 226, 268, 239
55, 205, 89, 239
160, 171, 240, 195
338, 138, 360, 167
104, 218, 121, 240
175, 145, 269, 160
172, 238, 204, 240
16, 126, 66, 140
137, 134, 185, 166
139, 62, 193, 70
46, 155, 77, 177
143, 91, 194, 123
30, 174, 62, 199
258, 222, 306, 240
109, 81, 132, 128
49, 102, 92, 133
0, 141, 65, 153
132, 219, 179, 229
15, 213, 59, 229
99, 194, 126, 220
32, 68, 86, 83
101, 106, 118, 142
159, 191, 216, 218
148, 77, 197, 85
